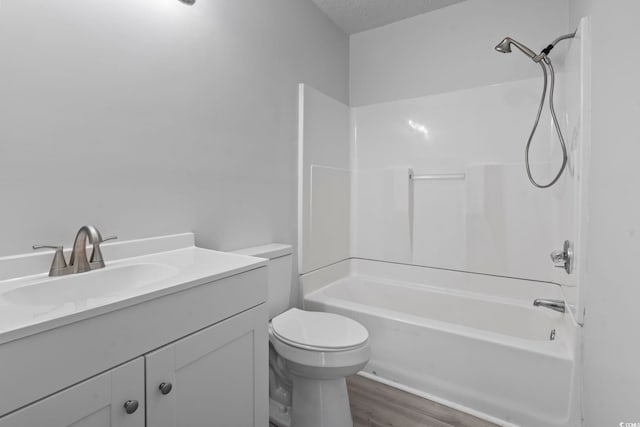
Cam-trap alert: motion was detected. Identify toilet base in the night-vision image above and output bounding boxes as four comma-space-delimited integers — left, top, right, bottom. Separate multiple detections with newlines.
290, 375, 353, 427
270, 398, 291, 427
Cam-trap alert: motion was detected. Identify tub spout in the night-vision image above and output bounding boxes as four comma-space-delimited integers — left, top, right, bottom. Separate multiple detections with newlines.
533, 299, 565, 313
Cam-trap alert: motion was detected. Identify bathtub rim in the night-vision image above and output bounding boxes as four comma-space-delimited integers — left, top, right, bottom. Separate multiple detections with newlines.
304, 277, 575, 360
300, 258, 571, 302
328, 272, 564, 312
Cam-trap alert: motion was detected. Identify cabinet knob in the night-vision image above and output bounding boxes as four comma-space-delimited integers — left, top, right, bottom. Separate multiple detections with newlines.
159, 382, 173, 395
123, 400, 139, 414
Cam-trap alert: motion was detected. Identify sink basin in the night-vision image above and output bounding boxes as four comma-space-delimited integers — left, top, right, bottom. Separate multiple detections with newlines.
3, 264, 179, 307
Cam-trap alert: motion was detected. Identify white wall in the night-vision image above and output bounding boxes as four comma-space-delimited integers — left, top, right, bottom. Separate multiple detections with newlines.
350, 0, 569, 106
569, 1, 640, 425
0, 0, 348, 257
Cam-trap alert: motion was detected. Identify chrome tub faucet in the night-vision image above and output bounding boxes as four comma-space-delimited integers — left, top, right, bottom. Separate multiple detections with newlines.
533, 299, 566, 313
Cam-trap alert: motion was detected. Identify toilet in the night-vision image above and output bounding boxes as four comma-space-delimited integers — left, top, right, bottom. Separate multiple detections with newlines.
232, 244, 370, 427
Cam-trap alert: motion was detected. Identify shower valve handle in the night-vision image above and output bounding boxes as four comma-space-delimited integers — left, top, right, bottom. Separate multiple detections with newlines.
550, 250, 565, 263
550, 240, 573, 275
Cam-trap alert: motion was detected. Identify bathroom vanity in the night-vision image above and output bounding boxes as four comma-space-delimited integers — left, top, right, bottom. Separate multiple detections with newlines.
0, 233, 268, 426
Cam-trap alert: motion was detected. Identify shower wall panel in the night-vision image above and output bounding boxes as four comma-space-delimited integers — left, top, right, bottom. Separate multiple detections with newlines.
351, 79, 560, 282
298, 85, 351, 274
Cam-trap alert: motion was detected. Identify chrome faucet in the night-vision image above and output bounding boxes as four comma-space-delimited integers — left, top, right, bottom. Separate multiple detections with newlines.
33, 225, 117, 276
69, 225, 108, 273
533, 299, 566, 313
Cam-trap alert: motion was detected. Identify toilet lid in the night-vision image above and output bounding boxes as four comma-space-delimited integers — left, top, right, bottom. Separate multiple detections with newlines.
271, 308, 368, 351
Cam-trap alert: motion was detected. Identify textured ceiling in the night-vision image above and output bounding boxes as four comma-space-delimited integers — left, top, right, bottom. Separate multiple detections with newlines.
311, 0, 467, 34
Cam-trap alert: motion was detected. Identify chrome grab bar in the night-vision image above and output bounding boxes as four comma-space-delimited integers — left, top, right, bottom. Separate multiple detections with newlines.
410, 173, 466, 181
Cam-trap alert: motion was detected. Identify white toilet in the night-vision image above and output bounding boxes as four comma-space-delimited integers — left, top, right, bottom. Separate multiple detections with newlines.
233, 244, 370, 427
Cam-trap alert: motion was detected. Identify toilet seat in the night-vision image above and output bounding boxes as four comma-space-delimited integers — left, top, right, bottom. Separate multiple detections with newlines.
271, 308, 369, 352
269, 328, 370, 377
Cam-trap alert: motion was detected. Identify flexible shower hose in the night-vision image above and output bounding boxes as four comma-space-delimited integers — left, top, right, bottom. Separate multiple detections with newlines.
526, 56, 568, 188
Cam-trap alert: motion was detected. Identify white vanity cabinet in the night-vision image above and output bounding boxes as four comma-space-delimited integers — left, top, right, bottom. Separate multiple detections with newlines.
0, 304, 267, 427
0, 255, 269, 427
0, 358, 145, 427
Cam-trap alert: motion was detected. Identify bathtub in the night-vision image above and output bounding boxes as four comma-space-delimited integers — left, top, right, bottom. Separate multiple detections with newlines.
303, 259, 579, 427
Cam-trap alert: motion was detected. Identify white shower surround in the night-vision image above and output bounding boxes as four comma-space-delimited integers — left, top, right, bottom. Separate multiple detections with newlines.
299, 78, 566, 282
299, 77, 585, 285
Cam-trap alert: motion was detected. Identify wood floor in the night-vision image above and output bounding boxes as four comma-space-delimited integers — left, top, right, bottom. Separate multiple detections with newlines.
347, 375, 499, 427
270, 375, 500, 427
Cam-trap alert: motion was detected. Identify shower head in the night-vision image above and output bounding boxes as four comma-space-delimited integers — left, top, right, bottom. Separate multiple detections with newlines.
494, 37, 539, 61
494, 38, 513, 53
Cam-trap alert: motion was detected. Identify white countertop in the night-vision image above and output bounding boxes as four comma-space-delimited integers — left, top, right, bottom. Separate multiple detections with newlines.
0, 234, 267, 345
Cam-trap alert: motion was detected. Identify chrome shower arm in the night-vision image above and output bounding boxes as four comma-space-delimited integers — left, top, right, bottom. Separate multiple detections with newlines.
549, 30, 578, 50
534, 30, 577, 61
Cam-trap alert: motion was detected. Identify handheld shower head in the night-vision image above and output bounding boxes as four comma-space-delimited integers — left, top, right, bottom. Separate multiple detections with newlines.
493, 31, 577, 189
494, 37, 538, 61
494, 38, 512, 54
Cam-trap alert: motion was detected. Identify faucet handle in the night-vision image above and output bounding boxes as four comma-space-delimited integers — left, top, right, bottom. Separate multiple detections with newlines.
550, 249, 565, 263
33, 245, 68, 276
33, 244, 63, 251
89, 235, 116, 267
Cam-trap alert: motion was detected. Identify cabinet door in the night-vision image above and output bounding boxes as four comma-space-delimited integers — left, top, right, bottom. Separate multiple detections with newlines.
0, 358, 144, 427
146, 305, 268, 427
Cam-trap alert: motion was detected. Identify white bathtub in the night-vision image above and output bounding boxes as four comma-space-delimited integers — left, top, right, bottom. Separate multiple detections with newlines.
303, 259, 579, 427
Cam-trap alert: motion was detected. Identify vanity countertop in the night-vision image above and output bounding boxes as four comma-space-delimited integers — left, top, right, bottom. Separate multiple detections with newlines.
0, 233, 267, 345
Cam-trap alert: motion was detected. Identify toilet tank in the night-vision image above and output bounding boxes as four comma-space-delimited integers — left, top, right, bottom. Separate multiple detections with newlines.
232, 244, 293, 319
